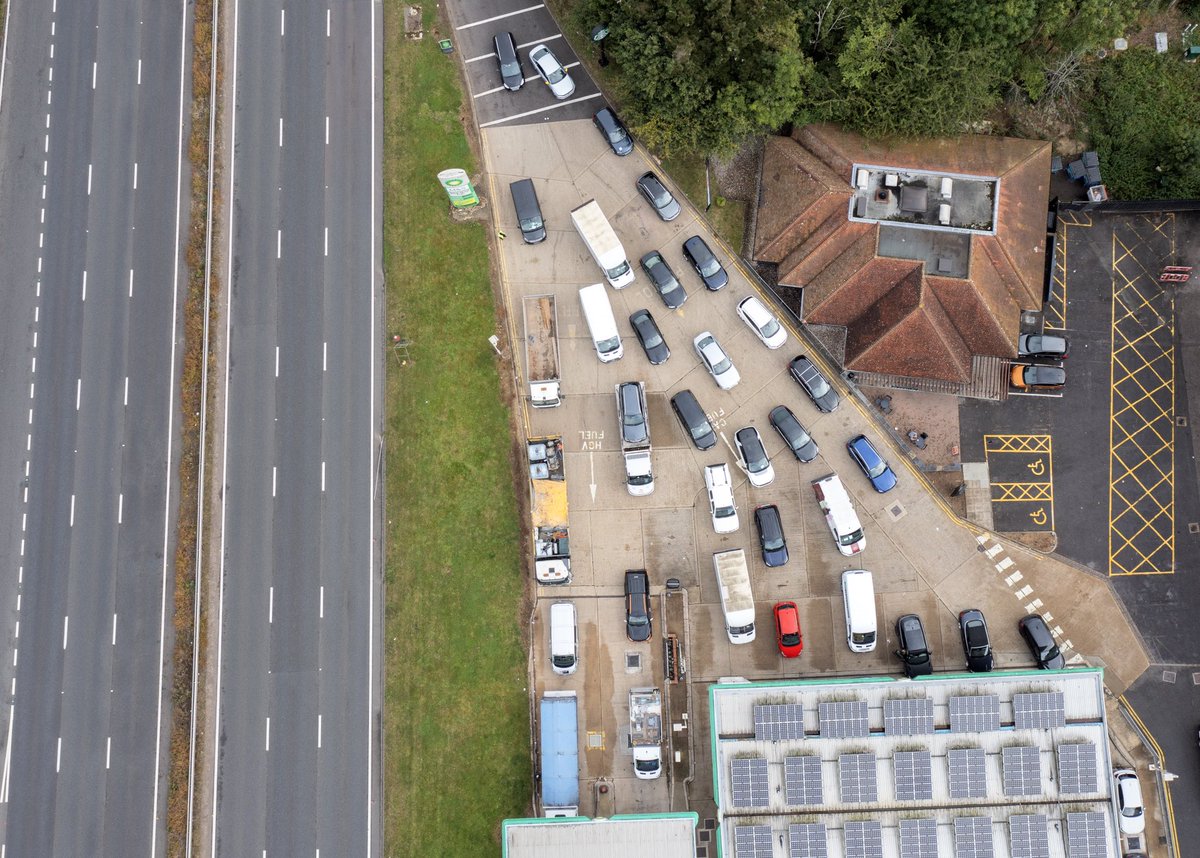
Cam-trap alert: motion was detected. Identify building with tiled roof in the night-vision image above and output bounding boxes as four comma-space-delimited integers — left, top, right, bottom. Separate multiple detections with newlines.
755, 125, 1052, 392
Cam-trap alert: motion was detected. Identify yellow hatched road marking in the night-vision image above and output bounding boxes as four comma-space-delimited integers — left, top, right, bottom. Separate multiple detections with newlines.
984, 434, 1051, 454
992, 483, 1052, 503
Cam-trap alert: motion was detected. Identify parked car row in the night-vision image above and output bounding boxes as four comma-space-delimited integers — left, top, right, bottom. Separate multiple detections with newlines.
492, 34, 578, 100
1012, 330, 1070, 391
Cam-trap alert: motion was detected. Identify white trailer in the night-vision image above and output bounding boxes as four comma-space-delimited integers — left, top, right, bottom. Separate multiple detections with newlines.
523, 295, 562, 408
570, 200, 635, 288
713, 549, 755, 643
629, 688, 663, 780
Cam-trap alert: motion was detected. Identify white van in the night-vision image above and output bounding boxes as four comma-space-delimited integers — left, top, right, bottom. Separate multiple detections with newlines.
812, 473, 866, 555
578, 283, 623, 363
704, 464, 739, 533
841, 570, 877, 653
549, 601, 578, 675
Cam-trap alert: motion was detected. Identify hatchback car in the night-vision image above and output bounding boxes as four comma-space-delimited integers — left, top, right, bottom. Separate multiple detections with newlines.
694, 332, 740, 390
773, 601, 803, 658
493, 32, 525, 91
895, 614, 933, 678
640, 250, 688, 309
1011, 364, 1066, 390
735, 426, 774, 487
736, 296, 787, 349
1113, 769, 1146, 836
768, 405, 819, 462
629, 309, 670, 365
670, 390, 716, 450
754, 505, 789, 567
958, 609, 994, 672
592, 107, 633, 155
1018, 332, 1069, 360
681, 235, 728, 290
528, 44, 575, 99
788, 355, 840, 412
617, 381, 648, 445
1018, 614, 1066, 669
847, 434, 897, 493
624, 569, 652, 642
636, 171, 681, 222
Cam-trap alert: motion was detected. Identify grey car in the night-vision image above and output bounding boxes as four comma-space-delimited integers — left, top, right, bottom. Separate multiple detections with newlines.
788, 355, 840, 412
768, 405, 819, 462
593, 107, 633, 156
618, 381, 648, 445
493, 32, 524, 91
640, 250, 687, 309
629, 308, 670, 365
636, 171, 681, 222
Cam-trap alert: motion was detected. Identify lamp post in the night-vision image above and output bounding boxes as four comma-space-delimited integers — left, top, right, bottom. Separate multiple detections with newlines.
591, 25, 610, 67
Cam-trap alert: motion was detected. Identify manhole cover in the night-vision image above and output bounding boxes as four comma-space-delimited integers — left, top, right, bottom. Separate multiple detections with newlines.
1163, 670, 1177, 683
626, 652, 642, 671
886, 501, 906, 522
1192, 672, 1200, 685
1177, 415, 1189, 427
1189, 522, 1200, 535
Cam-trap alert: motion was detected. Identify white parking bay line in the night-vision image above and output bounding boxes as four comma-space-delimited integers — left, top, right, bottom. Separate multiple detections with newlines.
455, 4, 544, 30
479, 91, 602, 128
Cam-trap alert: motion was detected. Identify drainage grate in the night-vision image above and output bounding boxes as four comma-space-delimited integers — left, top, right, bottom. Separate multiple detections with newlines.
1190, 522, 1200, 535
1163, 670, 1177, 683
887, 501, 907, 522
1177, 415, 1189, 427
1193, 672, 1200, 685
626, 652, 642, 671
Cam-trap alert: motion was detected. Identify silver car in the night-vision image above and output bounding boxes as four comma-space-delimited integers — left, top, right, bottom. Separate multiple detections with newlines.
693, 331, 740, 390
529, 44, 575, 99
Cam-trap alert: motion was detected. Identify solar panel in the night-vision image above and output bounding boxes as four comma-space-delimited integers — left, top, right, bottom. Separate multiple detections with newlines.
838, 753, 878, 803
788, 823, 828, 858
784, 755, 824, 806
731, 757, 770, 808
819, 700, 869, 738
1013, 692, 1066, 730
844, 820, 883, 858
1065, 812, 1109, 858
734, 824, 773, 858
949, 694, 1000, 732
954, 816, 995, 858
894, 750, 933, 801
755, 703, 807, 741
1056, 742, 1098, 794
1009, 814, 1050, 858
883, 697, 934, 735
899, 818, 938, 858
947, 747, 988, 799
1002, 745, 1042, 796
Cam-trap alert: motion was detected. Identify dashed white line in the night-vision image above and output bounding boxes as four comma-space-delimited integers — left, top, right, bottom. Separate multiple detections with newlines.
91, 61, 96, 89
62, 616, 68, 650
265, 717, 270, 751
280, 8, 285, 35
323, 341, 327, 371
324, 226, 328, 256
455, 4, 544, 30
317, 714, 322, 749
133, 161, 138, 189
137, 58, 141, 85
325, 115, 329, 144
75, 378, 80, 410
128, 268, 134, 297
278, 117, 283, 147
479, 90, 603, 127
56, 737, 61, 772
124, 376, 129, 405
87, 163, 92, 194
321, 461, 326, 492
112, 613, 118, 646
326, 8, 330, 37
319, 585, 324, 619
118, 493, 123, 525
106, 737, 111, 769
81, 270, 86, 301
277, 229, 281, 258
275, 345, 280, 377
272, 466, 277, 498
69, 494, 74, 526
269, 587, 274, 624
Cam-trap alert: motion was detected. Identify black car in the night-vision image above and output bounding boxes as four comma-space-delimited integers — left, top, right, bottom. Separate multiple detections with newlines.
1018, 615, 1065, 669
894, 614, 933, 678
958, 609, 994, 672
754, 505, 789, 567
618, 381, 648, 445
592, 107, 633, 156
492, 32, 525, 91
629, 309, 670, 365
670, 390, 716, 450
640, 250, 688, 309
635, 171, 681, 221
624, 569, 652, 642
768, 405, 819, 462
788, 355, 840, 413
681, 235, 728, 291
1018, 332, 1069, 360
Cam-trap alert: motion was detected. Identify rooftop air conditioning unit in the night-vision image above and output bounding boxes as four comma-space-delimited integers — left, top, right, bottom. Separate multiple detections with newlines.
940, 177, 953, 198
856, 169, 870, 190
938, 204, 952, 225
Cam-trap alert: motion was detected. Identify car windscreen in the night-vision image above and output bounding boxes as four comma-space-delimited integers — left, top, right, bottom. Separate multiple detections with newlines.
606, 260, 631, 279
852, 630, 875, 645
690, 421, 713, 441
780, 631, 800, 646
500, 59, 521, 76
807, 372, 830, 396
598, 335, 621, 354
839, 528, 864, 546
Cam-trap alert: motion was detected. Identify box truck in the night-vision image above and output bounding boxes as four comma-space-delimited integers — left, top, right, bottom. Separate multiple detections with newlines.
571, 199, 634, 288
713, 549, 755, 643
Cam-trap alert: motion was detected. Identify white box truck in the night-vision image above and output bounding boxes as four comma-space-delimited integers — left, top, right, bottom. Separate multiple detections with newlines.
617, 381, 654, 496
523, 295, 562, 408
713, 549, 755, 643
629, 688, 663, 780
571, 199, 635, 288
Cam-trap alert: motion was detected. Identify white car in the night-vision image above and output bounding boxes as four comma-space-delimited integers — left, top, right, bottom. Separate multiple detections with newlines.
734, 426, 775, 487
736, 296, 787, 349
693, 332, 740, 390
528, 44, 575, 100
1113, 769, 1145, 836
704, 464, 739, 534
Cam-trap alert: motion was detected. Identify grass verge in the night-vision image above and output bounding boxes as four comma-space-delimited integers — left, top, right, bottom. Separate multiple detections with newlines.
659, 153, 747, 253
382, 7, 531, 855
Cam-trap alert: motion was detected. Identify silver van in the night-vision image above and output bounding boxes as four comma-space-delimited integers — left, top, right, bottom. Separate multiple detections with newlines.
510, 178, 546, 244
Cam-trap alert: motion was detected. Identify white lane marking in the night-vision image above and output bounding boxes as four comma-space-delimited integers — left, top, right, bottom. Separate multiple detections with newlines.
479, 90, 602, 127
280, 8, 285, 35
124, 376, 129, 405
81, 270, 86, 301
118, 493, 123, 525
369, 5, 379, 849
62, 616, 68, 650
323, 341, 327, 371
319, 586, 324, 619
272, 466, 277, 498
1, 703, 14, 802
75, 378, 80, 410
321, 461, 326, 492
455, 4, 544, 30
265, 717, 270, 751
133, 161, 138, 189
326, 8, 330, 37
69, 494, 74, 526
277, 229, 281, 258
325, 115, 329, 145
30, 357, 34, 374
0, 0, 14, 115
137, 58, 141, 85
324, 226, 328, 256
87, 163, 92, 194
129, 268, 134, 297
106, 737, 111, 769
91, 61, 96, 89
275, 345, 280, 377
268, 587, 273, 624
317, 714, 322, 749
56, 737, 61, 772
278, 116, 282, 147
995, 556, 1014, 572
112, 613, 118, 646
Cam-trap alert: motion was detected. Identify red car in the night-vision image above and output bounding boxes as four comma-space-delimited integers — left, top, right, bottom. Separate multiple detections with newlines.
773, 601, 803, 658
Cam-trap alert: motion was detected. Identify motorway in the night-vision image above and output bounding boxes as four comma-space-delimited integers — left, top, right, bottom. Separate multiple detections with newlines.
0, 0, 189, 855
210, 1, 381, 855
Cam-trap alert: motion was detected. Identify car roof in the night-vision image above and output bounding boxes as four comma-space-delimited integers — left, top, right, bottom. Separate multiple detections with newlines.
849, 435, 880, 462
620, 381, 641, 406
1029, 365, 1066, 382
898, 614, 926, 644
736, 426, 763, 447
739, 295, 771, 324
756, 504, 782, 531
672, 389, 704, 418
684, 234, 711, 255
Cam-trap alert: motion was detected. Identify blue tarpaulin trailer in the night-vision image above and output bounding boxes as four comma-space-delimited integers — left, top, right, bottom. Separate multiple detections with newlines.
539, 691, 579, 817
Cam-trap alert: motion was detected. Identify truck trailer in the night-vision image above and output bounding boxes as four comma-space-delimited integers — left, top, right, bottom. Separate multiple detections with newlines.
570, 199, 635, 288
522, 295, 562, 408
539, 691, 580, 817
528, 436, 571, 584
713, 549, 756, 643
629, 687, 664, 780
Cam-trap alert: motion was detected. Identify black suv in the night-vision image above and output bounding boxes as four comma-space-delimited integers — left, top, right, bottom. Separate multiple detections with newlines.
670, 390, 716, 450
593, 107, 633, 155
788, 355, 840, 413
958, 609, 994, 672
754, 505, 789, 567
492, 32, 524, 91
624, 570, 652, 642
894, 614, 933, 678
768, 405, 819, 462
681, 235, 728, 291
1018, 615, 1065, 669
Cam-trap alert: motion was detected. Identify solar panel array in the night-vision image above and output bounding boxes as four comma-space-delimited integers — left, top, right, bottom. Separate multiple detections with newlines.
883, 697, 934, 735
788, 823, 828, 858
755, 703, 807, 741
733, 824, 773, 858
948, 747, 988, 799
1002, 745, 1043, 796
731, 757, 770, 808
1065, 812, 1109, 858
893, 750, 934, 801
784, 755, 824, 806
954, 815, 995, 858
1009, 814, 1051, 858
899, 818, 938, 858
818, 700, 869, 738
838, 753, 878, 803
949, 694, 1001, 732
1013, 692, 1066, 730
1057, 742, 1099, 794
843, 820, 883, 858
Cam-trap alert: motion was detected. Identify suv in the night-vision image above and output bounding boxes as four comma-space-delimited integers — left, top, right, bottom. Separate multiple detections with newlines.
671, 390, 716, 450
754, 505, 788, 566
704, 464, 739, 534
624, 570, 652, 642
894, 614, 933, 678
847, 434, 897, 493
1018, 333, 1069, 359
681, 235, 728, 290
592, 107, 633, 155
788, 355, 840, 412
493, 32, 525, 91
636, 171, 681, 221
1011, 364, 1066, 390
958, 609, 994, 672
1018, 615, 1065, 669
617, 382, 648, 445
769, 405, 819, 462
735, 426, 774, 487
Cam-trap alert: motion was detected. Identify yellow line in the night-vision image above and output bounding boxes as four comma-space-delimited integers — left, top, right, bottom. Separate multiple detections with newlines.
1120, 696, 1181, 856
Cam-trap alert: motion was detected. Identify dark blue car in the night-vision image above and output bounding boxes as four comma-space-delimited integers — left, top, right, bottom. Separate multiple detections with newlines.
753, 505, 789, 567
847, 434, 897, 493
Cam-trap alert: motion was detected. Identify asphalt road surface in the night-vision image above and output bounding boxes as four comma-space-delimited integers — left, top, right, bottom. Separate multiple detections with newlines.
0, 0, 188, 854
210, 1, 381, 855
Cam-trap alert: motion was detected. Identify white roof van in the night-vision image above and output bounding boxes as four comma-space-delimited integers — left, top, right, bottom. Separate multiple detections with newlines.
549, 601, 578, 675
841, 570, 877, 653
578, 283, 623, 363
